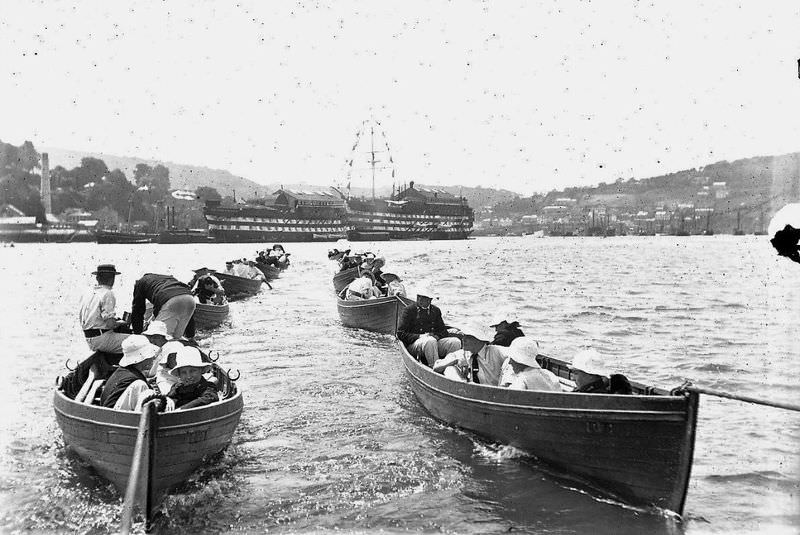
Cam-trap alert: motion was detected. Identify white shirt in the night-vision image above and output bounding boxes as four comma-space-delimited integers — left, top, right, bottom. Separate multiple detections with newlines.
78, 284, 117, 330
437, 344, 508, 386
499, 359, 562, 391
387, 281, 407, 297
346, 277, 378, 300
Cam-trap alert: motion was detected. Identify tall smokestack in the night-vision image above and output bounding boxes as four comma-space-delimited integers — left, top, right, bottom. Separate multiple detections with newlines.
40, 152, 52, 215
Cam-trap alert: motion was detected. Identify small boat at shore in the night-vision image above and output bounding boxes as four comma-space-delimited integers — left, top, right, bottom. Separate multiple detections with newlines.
333, 267, 359, 294
336, 295, 414, 334
397, 342, 699, 515
53, 378, 243, 518
192, 302, 230, 329
216, 273, 263, 298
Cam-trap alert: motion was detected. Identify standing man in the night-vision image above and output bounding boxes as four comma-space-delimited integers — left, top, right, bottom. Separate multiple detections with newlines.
78, 264, 130, 353
131, 273, 196, 340
396, 282, 462, 367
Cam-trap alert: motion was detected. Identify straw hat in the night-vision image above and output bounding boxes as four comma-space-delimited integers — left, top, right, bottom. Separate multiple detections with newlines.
506, 337, 541, 368
768, 203, 800, 237
119, 335, 160, 367
92, 264, 121, 275
170, 346, 209, 376
570, 348, 609, 376
142, 320, 169, 338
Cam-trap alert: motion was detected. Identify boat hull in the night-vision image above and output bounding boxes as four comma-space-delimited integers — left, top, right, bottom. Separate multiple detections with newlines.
332, 267, 360, 294
336, 295, 414, 334
193, 302, 230, 328
96, 230, 157, 244
216, 273, 263, 298
254, 264, 281, 280
53, 389, 243, 495
398, 342, 698, 514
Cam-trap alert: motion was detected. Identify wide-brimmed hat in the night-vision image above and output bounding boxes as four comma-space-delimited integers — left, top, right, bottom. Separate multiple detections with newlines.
119, 335, 160, 367
382, 272, 402, 282
570, 348, 609, 376
415, 282, 436, 299
507, 337, 541, 368
170, 346, 209, 376
142, 320, 169, 338
193, 267, 213, 273
92, 264, 121, 275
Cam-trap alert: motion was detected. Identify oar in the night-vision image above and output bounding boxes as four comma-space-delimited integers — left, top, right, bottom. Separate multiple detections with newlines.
120, 400, 159, 534
680, 383, 800, 412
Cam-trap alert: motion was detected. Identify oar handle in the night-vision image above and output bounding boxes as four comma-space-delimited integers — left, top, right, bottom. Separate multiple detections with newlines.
680, 383, 800, 412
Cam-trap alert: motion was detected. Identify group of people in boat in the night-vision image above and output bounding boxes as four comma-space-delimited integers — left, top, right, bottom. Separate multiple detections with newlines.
397, 281, 632, 394
221, 259, 268, 281
65, 263, 230, 412
333, 249, 407, 301
255, 244, 291, 269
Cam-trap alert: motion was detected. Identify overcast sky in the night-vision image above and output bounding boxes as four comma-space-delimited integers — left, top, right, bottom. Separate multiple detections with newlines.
2, 1, 799, 195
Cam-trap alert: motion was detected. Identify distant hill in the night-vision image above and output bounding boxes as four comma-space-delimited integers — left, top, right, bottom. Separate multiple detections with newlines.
42, 147, 273, 198
41, 147, 521, 209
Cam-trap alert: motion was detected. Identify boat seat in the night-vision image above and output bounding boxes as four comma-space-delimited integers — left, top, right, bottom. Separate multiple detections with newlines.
82, 379, 105, 405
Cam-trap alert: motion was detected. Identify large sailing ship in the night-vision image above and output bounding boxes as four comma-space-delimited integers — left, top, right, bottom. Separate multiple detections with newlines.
203, 120, 473, 242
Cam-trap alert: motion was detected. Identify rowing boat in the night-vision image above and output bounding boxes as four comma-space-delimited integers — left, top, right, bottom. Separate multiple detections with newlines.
254, 263, 281, 280
192, 302, 230, 329
332, 267, 359, 294
336, 295, 414, 334
397, 342, 699, 514
216, 273, 263, 298
53, 382, 243, 498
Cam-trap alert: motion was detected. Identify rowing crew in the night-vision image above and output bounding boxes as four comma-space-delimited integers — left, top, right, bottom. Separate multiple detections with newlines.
343, 260, 407, 300
397, 281, 631, 394
256, 244, 291, 269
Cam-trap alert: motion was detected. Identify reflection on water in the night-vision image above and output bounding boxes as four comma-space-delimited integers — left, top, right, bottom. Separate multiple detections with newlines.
0, 236, 798, 533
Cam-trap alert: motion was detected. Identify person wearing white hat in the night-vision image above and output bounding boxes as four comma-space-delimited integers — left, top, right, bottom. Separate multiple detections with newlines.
498, 338, 561, 391
397, 282, 462, 367
163, 346, 219, 410
78, 263, 130, 354
99, 335, 160, 411
382, 273, 406, 298
570, 349, 632, 394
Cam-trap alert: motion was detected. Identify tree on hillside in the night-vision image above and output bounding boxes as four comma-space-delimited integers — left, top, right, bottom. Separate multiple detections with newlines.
73, 157, 110, 188
133, 162, 170, 200
196, 186, 221, 202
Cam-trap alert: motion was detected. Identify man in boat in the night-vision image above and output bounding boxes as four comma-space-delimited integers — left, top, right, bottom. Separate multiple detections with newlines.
396, 283, 462, 367
164, 346, 219, 410
489, 315, 525, 347
344, 271, 380, 300
570, 349, 632, 394
498, 337, 561, 391
433, 334, 507, 385
99, 335, 161, 410
78, 264, 130, 353
131, 273, 196, 340
222, 260, 236, 275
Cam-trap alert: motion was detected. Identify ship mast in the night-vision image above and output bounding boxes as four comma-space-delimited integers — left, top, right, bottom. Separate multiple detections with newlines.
370, 125, 377, 201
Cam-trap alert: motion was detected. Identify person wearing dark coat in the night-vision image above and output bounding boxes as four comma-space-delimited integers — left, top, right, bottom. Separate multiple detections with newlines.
396, 283, 461, 367
166, 346, 219, 410
99, 335, 160, 410
131, 273, 196, 340
489, 317, 525, 347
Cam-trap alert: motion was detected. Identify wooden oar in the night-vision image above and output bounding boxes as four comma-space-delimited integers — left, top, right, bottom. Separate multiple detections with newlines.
120, 401, 158, 534
682, 383, 800, 412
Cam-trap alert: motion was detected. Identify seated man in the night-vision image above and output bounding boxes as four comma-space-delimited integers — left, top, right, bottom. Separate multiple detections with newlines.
489, 315, 525, 347
190, 270, 226, 304
165, 346, 219, 410
396, 283, 462, 367
382, 273, 407, 297
498, 337, 561, 391
99, 335, 161, 410
433, 334, 507, 385
222, 261, 236, 275
570, 349, 632, 394
345, 271, 380, 300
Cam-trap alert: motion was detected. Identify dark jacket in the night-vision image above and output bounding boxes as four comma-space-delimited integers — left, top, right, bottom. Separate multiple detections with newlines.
166, 378, 219, 409
491, 326, 525, 347
396, 303, 449, 346
574, 374, 632, 395
131, 274, 192, 333
100, 366, 148, 408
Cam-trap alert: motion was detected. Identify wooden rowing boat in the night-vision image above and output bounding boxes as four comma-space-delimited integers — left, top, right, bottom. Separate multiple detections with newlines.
332, 267, 359, 294
53, 384, 243, 498
397, 342, 699, 515
254, 263, 281, 280
336, 295, 414, 334
192, 302, 230, 329
215, 273, 263, 298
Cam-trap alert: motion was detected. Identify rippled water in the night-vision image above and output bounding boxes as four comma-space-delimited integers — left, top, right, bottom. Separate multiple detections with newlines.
0, 236, 798, 534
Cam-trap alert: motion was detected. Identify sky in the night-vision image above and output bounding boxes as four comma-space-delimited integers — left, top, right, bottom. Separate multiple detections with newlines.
2, 1, 799, 196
